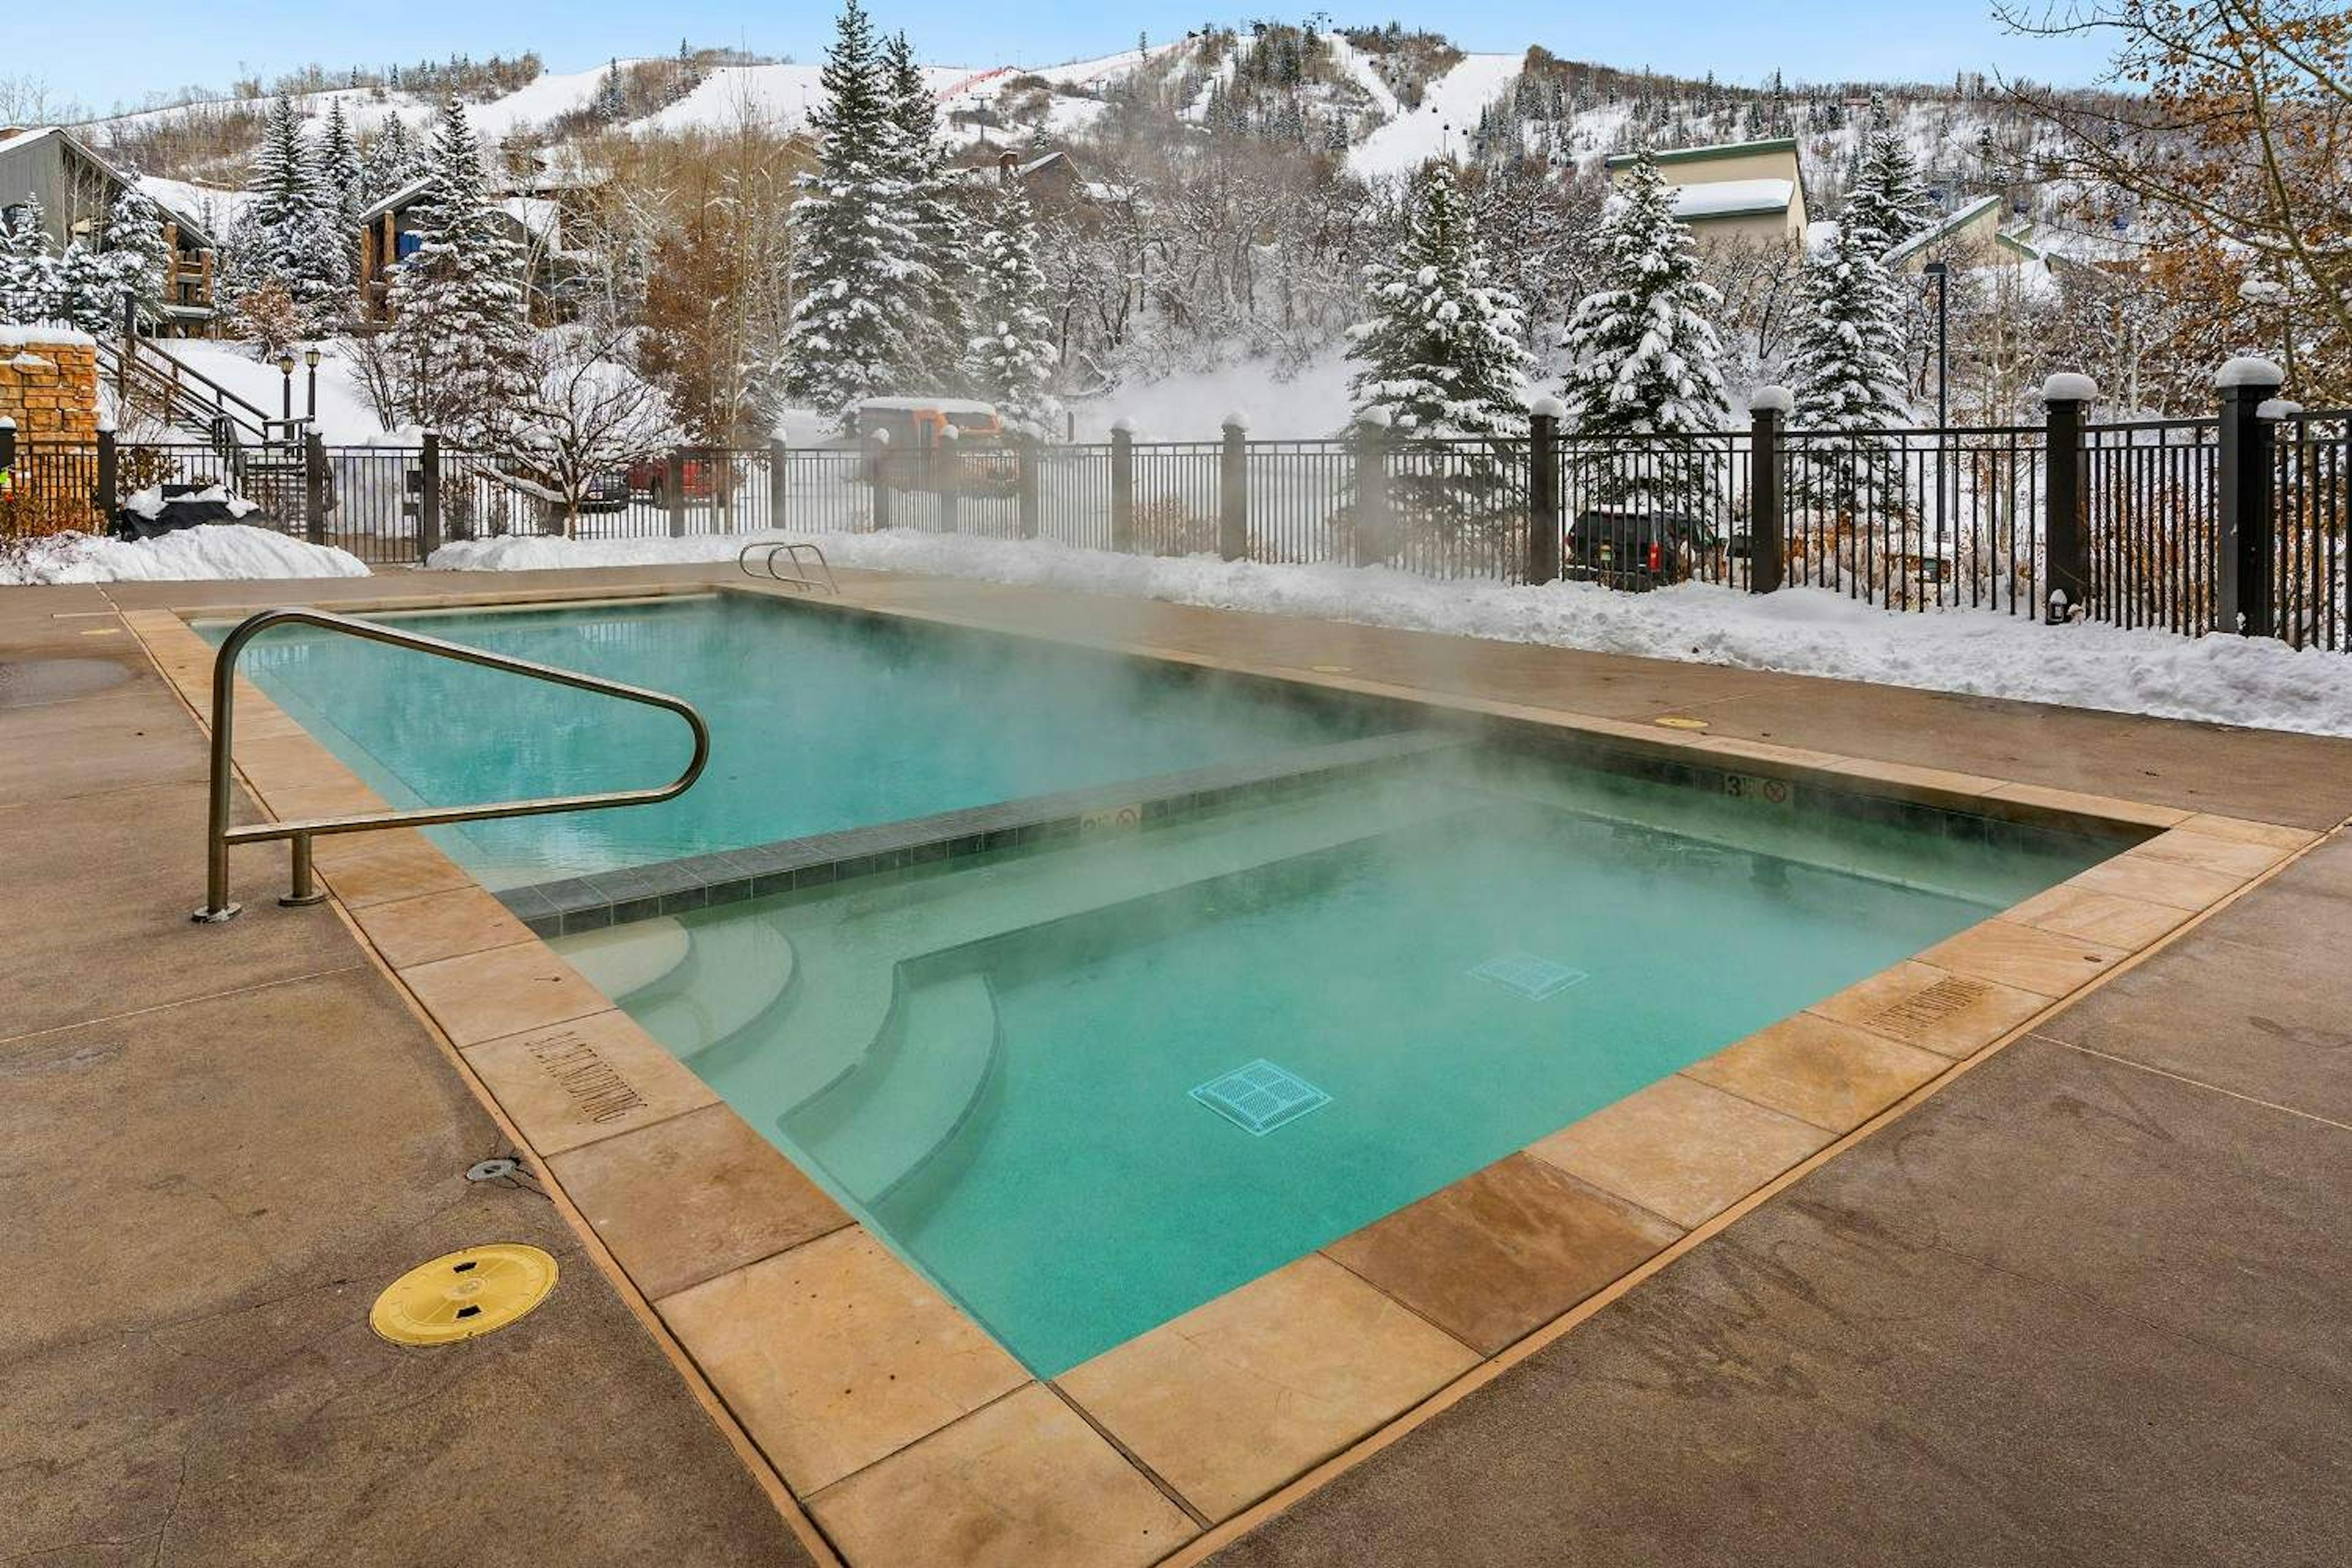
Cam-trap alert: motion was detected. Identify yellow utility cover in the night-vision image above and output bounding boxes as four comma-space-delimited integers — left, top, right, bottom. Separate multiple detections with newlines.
370, 1243, 558, 1346
1654, 715, 1710, 731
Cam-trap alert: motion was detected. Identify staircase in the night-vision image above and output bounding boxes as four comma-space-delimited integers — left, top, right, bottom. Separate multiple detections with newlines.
95, 335, 310, 512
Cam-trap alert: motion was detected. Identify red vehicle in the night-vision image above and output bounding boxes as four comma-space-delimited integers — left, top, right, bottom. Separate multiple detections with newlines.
627, 454, 718, 503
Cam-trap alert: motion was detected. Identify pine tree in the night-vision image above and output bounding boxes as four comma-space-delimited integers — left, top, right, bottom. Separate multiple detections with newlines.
358, 116, 424, 206
225, 96, 351, 336
0, 198, 61, 324
1346, 160, 1532, 440
52, 243, 118, 334
783, 0, 927, 420
1845, 94, 1937, 252
99, 184, 173, 327
386, 97, 532, 439
316, 99, 366, 235
963, 179, 1059, 432
1788, 213, 1910, 522
882, 30, 970, 390
1557, 149, 1732, 506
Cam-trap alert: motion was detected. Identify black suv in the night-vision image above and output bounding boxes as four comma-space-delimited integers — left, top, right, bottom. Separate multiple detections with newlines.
1563, 510, 1713, 590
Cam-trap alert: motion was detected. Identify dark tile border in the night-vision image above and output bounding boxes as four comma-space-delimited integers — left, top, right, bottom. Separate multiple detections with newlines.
502, 731, 1465, 936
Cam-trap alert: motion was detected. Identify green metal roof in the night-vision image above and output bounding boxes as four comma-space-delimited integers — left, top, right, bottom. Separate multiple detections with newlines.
1603, 137, 1800, 170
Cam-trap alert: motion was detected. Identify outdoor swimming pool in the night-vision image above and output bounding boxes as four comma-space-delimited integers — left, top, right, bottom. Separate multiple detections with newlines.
216, 592, 2116, 1377
206, 592, 1384, 886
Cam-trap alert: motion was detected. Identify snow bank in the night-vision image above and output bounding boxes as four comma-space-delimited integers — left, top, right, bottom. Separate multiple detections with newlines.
3, 527, 369, 584
428, 530, 2352, 738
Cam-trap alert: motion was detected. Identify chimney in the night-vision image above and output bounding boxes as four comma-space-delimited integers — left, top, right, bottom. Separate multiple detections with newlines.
998, 149, 1017, 184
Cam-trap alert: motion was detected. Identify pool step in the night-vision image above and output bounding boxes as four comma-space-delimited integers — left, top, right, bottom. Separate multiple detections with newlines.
556, 912, 796, 1061
784, 970, 1001, 1207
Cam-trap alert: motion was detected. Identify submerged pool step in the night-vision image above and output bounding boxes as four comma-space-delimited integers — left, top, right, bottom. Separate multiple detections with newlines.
554, 911, 797, 1061
784, 970, 1001, 1207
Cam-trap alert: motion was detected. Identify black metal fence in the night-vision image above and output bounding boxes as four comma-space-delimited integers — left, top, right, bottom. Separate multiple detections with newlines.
14, 368, 2347, 653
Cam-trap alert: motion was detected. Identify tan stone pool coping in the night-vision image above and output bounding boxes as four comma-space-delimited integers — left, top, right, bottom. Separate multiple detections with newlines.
118, 579, 2326, 1568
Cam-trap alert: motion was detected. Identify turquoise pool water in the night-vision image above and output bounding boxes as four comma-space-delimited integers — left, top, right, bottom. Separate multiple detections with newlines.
205, 594, 1382, 885
557, 750, 2112, 1377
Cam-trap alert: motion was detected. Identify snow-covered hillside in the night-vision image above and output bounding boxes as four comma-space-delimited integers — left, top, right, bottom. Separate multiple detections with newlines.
1347, 53, 1524, 178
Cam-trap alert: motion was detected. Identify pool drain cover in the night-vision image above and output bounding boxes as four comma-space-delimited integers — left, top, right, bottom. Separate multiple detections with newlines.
370, 1243, 559, 1346
1192, 1060, 1330, 1136
1471, 952, 1590, 1001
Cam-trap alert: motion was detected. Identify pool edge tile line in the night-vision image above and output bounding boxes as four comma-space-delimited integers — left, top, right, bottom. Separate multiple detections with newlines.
496, 730, 1469, 936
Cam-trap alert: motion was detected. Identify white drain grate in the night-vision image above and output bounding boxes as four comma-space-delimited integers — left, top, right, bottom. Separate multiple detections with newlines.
1191, 1060, 1331, 1136
1470, 952, 1590, 1001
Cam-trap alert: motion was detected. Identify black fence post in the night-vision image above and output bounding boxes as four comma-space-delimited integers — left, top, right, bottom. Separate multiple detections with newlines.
94, 424, 118, 525
1017, 433, 1041, 540
2040, 372, 2096, 619
1352, 409, 1392, 567
768, 437, 787, 533
2215, 355, 2286, 639
1526, 398, 1561, 584
1219, 413, 1248, 562
1747, 386, 1790, 593
1110, 420, 1135, 552
665, 447, 687, 538
303, 431, 326, 546
870, 434, 892, 532
418, 432, 442, 562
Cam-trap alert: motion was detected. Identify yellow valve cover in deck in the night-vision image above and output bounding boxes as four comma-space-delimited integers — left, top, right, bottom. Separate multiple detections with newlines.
369, 1243, 558, 1346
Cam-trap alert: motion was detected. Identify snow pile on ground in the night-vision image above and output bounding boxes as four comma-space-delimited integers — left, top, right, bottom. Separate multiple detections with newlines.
428, 529, 2352, 737
123, 483, 258, 520
3, 526, 369, 584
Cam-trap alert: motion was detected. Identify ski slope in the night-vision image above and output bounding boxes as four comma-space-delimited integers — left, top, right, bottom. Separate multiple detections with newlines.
1346, 51, 1526, 179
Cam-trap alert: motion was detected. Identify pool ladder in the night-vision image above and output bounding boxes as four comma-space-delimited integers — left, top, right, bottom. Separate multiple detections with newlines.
737, 541, 839, 594
194, 606, 710, 923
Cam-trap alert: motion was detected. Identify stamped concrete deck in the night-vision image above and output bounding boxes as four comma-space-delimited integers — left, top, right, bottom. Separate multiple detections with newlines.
10, 562, 2351, 1566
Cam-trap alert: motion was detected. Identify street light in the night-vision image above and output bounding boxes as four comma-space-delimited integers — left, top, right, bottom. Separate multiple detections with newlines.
276, 350, 295, 423
304, 345, 321, 422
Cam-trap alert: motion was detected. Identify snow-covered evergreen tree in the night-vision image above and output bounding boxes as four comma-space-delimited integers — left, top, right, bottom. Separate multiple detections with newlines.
1557, 149, 1732, 504
1789, 213, 1910, 522
783, 0, 927, 420
386, 97, 532, 439
316, 99, 366, 235
225, 96, 350, 336
99, 184, 173, 326
881, 30, 970, 391
1345, 160, 1532, 440
0, 198, 61, 325
358, 115, 424, 207
1845, 94, 1937, 253
51, 243, 118, 334
963, 179, 1059, 432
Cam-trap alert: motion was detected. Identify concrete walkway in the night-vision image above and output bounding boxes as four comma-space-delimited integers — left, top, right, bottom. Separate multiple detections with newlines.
0, 582, 818, 1567
11, 563, 2351, 1564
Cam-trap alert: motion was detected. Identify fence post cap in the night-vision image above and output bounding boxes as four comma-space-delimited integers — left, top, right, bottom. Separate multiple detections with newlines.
97, 415, 115, 434
870, 426, 891, 444
1527, 394, 1566, 420
1221, 410, 1250, 433
1110, 415, 1135, 434
1747, 384, 1795, 415
0, 416, 14, 429
2213, 355, 2284, 391
2256, 397, 2303, 420
939, 424, 958, 441
2039, 371, 2098, 404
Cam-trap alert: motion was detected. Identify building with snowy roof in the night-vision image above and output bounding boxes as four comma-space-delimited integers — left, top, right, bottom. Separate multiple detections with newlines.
355, 176, 575, 323
0, 126, 221, 333
1602, 137, 1808, 249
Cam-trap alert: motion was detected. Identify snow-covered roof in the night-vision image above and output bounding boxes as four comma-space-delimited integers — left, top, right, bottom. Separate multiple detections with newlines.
1667, 178, 1795, 221
356, 176, 435, 225
0, 125, 219, 246
1604, 136, 1798, 171
1882, 195, 2004, 266
855, 396, 1000, 415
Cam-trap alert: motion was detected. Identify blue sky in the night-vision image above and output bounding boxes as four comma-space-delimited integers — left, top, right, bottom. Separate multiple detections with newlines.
26, 2, 2113, 117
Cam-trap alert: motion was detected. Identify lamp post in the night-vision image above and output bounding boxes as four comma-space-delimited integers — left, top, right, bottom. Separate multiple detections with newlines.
277, 350, 295, 423
304, 346, 321, 422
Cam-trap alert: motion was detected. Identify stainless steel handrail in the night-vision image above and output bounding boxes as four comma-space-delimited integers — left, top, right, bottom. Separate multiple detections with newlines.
194, 607, 711, 922
736, 540, 840, 594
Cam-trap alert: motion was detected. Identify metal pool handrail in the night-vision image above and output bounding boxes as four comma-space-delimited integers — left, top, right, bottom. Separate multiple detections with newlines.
194, 606, 711, 923
736, 540, 840, 594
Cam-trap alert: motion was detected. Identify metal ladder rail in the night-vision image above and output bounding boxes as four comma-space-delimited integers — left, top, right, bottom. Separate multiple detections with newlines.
195, 607, 711, 922
737, 541, 840, 594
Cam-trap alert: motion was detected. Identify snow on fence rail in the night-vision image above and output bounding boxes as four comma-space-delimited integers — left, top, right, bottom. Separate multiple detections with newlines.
10, 375, 2346, 654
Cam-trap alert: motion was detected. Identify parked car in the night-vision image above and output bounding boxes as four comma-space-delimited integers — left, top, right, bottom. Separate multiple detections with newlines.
575, 469, 631, 513
851, 398, 1019, 494
627, 454, 718, 503
1564, 510, 1712, 590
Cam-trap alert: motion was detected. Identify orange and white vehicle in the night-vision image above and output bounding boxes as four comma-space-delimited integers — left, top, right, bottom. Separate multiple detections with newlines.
851, 398, 1019, 493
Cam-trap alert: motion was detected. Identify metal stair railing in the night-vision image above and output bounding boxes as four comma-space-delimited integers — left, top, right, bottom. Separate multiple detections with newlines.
194, 607, 711, 922
737, 540, 839, 594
